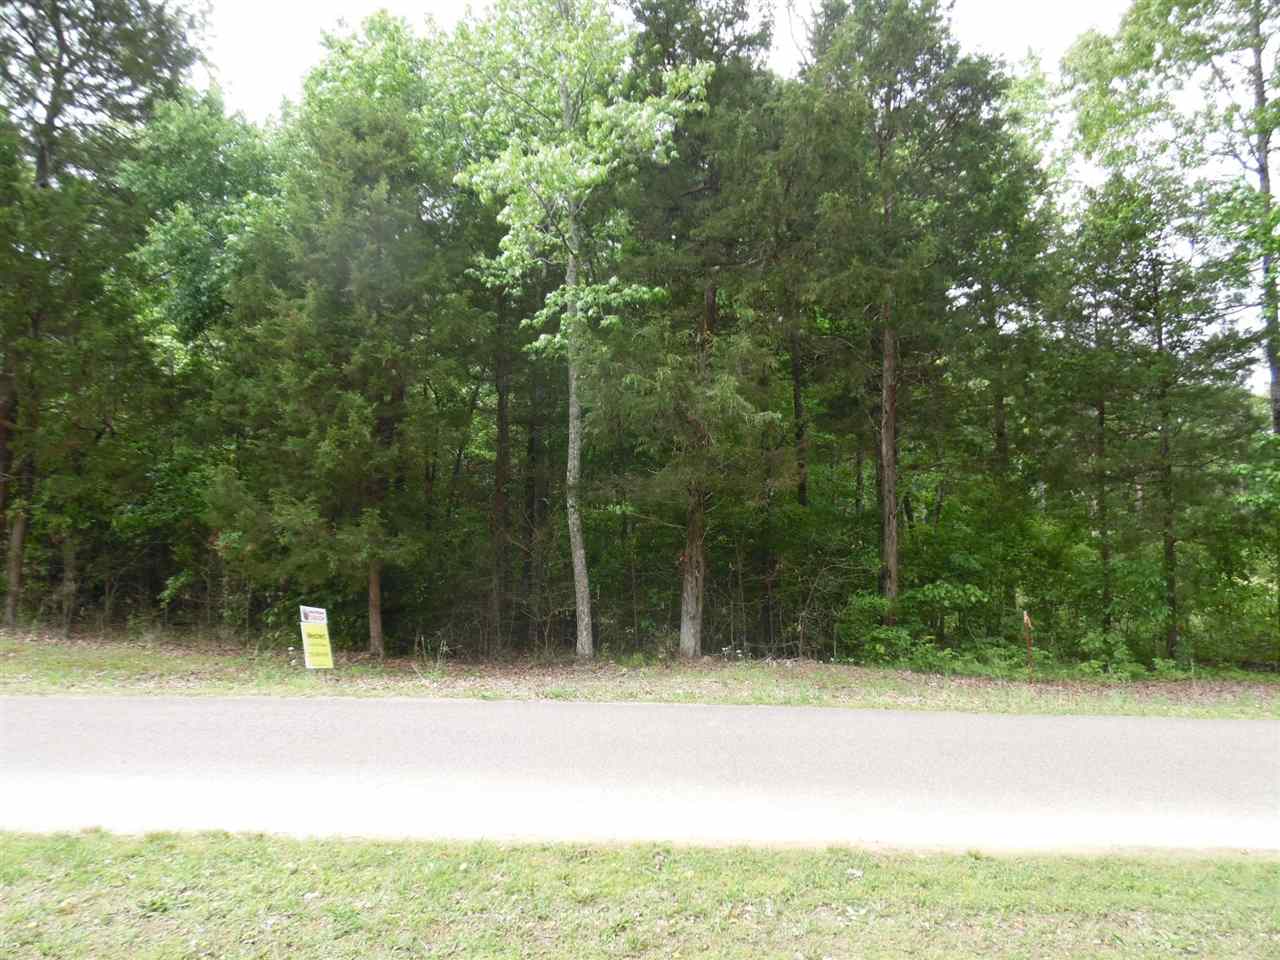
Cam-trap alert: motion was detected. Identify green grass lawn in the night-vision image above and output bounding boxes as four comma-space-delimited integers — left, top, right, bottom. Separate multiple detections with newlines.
2, 832, 1276, 959
2, 628, 1278, 718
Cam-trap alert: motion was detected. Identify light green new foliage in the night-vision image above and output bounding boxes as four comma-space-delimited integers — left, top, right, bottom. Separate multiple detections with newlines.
446, 0, 710, 341
442, 0, 709, 657
1067, 0, 1277, 170
1065, 0, 1280, 432
123, 91, 276, 348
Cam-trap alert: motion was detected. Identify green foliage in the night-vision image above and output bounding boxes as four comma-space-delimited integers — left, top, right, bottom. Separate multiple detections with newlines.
447, 0, 711, 346
0, 0, 1275, 668
0, 0, 201, 181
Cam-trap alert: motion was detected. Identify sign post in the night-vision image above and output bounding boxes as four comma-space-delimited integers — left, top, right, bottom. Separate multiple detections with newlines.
299, 605, 334, 670
1023, 610, 1034, 677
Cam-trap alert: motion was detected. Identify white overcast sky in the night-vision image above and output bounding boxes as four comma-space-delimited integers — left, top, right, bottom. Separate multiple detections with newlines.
202, 1, 1126, 122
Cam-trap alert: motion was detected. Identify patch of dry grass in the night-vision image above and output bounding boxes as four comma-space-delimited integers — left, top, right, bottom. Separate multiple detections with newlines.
2, 628, 1277, 718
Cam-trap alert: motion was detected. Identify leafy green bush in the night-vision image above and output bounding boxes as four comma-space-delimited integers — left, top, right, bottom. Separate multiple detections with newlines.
1077, 629, 1132, 671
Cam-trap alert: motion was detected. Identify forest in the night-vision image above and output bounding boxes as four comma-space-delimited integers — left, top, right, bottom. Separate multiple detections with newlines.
1, 0, 1277, 674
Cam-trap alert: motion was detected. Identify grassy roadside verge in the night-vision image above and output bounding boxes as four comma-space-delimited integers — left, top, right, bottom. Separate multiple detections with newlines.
2, 630, 1278, 718
3, 832, 1276, 959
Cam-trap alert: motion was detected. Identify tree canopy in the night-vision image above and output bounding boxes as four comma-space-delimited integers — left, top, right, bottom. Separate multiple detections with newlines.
0, 0, 1274, 674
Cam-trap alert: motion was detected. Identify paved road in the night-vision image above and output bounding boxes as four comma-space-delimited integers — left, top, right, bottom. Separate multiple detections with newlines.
2, 696, 1277, 851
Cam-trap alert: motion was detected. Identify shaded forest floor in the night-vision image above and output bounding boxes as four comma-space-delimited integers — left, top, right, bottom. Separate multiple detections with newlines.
3, 831, 1277, 959
3, 629, 1277, 718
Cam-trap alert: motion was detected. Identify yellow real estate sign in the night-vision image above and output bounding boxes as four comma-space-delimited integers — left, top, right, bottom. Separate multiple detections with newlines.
299, 605, 333, 669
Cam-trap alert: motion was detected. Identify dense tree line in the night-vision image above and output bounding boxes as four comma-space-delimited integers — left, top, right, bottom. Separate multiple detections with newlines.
1, 0, 1276, 672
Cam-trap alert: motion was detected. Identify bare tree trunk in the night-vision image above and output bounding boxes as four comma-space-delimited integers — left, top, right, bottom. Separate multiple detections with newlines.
1155, 293, 1180, 662
4, 490, 27, 627
368, 558, 384, 658
1269, 530, 1280, 669
446, 383, 482, 519
754, 537, 777, 654
60, 536, 76, 638
1162, 464, 1178, 662
4, 399, 33, 629
4, 311, 38, 629
679, 485, 706, 657
790, 329, 808, 507
755, 352, 778, 654
993, 375, 1019, 624
679, 283, 717, 658
874, 117, 901, 622
0, 349, 14, 538
424, 454, 437, 509
628, 513, 639, 647
566, 353, 592, 658
931, 481, 946, 525
854, 445, 864, 516
4, 443, 32, 628
1096, 400, 1113, 635
993, 387, 1010, 474
1264, 254, 1278, 434
491, 293, 512, 650
880, 320, 899, 621
368, 368, 403, 657
558, 62, 593, 659
522, 372, 545, 650
1250, 9, 1280, 433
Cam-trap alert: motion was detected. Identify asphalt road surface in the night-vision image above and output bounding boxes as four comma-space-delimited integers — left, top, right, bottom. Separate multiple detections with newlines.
3, 696, 1277, 851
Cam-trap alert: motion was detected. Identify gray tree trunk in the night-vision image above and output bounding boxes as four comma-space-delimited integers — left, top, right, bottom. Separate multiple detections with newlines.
1096, 400, 1113, 634
1249, 6, 1280, 433
60, 536, 77, 638
678, 283, 717, 658
993, 387, 1010, 474
854, 446, 864, 516
4, 497, 27, 628
0, 350, 13, 538
559, 64, 593, 659
880, 320, 899, 620
368, 559, 384, 658
491, 293, 511, 650
790, 329, 808, 507
5, 311, 38, 631
1154, 289, 1180, 662
566, 350, 593, 658
679, 485, 706, 657
522, 372, 546, 650
3, 388, 33, 630
1162, 461, 1178, 662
